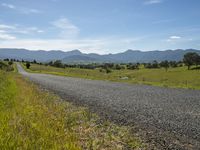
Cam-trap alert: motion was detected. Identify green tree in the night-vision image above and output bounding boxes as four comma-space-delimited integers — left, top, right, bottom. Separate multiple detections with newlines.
53, 60, 63, 68
26, 62, 31, 69
115, 64, 122, 70
8, 61, 13, 65
183, 52, 199, 70
160, 60, 169, 72
152, 60, 159, 68
4, 58, 9, 61
33, 59, 37, 64
194, 55, 200, 67
169, 61, 178, 68
105, 68, 112, 73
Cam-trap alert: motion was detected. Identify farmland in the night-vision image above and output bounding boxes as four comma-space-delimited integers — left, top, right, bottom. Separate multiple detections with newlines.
23, 63, 200, 90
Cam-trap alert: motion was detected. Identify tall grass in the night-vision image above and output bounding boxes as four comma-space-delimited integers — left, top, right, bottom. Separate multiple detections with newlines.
0, 71, 143, 149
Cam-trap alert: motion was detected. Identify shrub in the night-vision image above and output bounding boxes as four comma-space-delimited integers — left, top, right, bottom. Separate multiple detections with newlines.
105, 68, 112, 73
8, 61, 13, 65
0, 61, 14, 71
127, 63, 139, 70
26, 62, 31, 69
145, 61, 159, 69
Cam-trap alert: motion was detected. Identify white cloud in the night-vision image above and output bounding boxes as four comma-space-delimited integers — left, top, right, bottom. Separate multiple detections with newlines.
144, 0, 163, 5
0, 39, 104, 53
166, 36, 182, 42
52, 18, 80, 38
1, 3, 41, 14
0, 24, 16, 40
0, 32, 16, 40
0, 21, 144, 53
15, 27, 44, 34
0, 30, 5, 33
20, 8, 42, 14
0, 24, 16, 29
1, 3, 15, 9
170, 36, 181, 39
0, 36, 141, 54
0, 24, 44, 35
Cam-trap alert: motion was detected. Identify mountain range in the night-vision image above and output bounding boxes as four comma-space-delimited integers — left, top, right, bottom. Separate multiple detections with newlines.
0, 48, 200, 63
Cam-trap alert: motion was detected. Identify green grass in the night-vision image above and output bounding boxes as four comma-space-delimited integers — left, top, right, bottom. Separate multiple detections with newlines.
24, 63, 200, 90
0, 61, 15, 72
0, 70, 143, 149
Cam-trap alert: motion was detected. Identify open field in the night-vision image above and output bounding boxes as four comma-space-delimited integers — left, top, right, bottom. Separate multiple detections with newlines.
23, 63, 200, 89
0, 68, 142, 149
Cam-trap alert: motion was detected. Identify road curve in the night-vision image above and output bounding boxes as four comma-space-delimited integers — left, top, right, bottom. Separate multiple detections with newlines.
17, 64, 200, 149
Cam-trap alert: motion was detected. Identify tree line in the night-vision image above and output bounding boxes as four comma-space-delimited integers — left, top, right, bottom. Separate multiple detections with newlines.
2, 52, 200, 72
40, 52, 200, 72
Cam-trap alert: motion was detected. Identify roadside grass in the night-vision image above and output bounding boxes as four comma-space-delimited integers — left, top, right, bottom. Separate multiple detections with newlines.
0, 70, 143, 149
0, 61, 15, 72
23, 63, 200, 90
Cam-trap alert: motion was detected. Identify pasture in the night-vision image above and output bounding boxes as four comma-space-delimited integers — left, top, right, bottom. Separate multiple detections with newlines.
24, 63, 200, 89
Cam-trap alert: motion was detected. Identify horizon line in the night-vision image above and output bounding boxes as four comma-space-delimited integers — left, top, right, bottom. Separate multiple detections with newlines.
0, 47, 199, 55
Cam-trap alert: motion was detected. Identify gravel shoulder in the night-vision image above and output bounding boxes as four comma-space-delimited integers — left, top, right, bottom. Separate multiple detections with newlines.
17, 64, 200, 149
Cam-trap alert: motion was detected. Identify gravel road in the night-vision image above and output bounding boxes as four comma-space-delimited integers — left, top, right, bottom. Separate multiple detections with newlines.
17, 64, 200, 149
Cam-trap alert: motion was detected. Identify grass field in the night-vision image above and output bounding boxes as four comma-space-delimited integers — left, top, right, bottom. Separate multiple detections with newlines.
0, 69, 143, 149
23, 63, 200, 90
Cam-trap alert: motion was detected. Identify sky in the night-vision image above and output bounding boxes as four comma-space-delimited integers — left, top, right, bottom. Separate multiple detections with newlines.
0, 0, 200, 54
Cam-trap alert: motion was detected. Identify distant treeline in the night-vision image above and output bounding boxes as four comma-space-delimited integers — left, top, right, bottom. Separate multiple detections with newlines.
2, 52, 200, 72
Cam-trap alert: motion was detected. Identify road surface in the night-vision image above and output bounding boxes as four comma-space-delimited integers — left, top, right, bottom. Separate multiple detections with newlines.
17, 64, 200, 149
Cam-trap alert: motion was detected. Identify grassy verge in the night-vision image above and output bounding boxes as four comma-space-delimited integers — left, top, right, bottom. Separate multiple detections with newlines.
0, 70, 143, 149
23, 63, 200, 90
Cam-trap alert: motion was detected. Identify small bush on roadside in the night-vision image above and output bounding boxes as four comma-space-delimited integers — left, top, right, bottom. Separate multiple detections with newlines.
26, 62, 31, 69
0, 61, 14, 72
105, 68, 112, 73
8, 61, 13, 65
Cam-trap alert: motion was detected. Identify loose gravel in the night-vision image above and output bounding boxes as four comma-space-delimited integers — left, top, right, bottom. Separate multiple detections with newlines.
17, 64, 200, 149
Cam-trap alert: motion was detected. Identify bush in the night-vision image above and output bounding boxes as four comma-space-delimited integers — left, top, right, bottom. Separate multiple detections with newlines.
8, 61, 13, 65
0, 61, 14, 72
115, 64, 123, 70
26, 62, 31, 69
48, 60, 64, 68
105, 68, 112, 73
0, 61, 7, 70
127, 63, 139, 70
145, 61, 159, 69
53, 60, 64, 68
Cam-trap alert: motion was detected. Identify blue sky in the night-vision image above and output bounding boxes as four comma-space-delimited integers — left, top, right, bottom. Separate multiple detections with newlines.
0, 0, 200, 54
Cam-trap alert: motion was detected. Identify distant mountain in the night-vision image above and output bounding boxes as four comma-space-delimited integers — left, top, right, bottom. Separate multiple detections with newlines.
62, 55, 98, 63
0, 48, 200, 63
62, 49, 200, 63
0, 48, 82, 62
105, 49, 200, 62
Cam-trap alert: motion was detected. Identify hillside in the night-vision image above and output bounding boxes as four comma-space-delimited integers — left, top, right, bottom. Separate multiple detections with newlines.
0, 48, 200, 63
